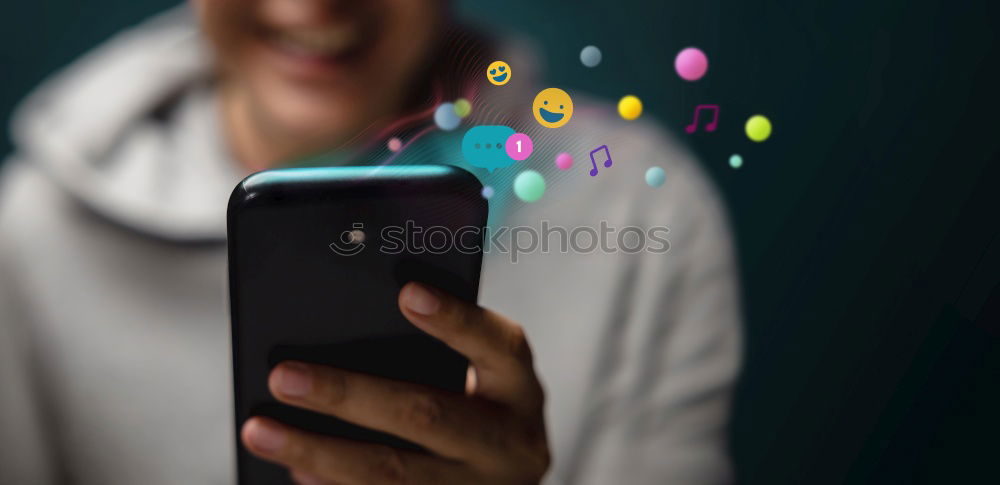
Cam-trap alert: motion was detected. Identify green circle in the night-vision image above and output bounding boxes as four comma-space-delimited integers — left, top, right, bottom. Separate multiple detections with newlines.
513, 170, 546, 202
454, 99, 472, 118
729, 154, 743, 169
745, 115, 772, 142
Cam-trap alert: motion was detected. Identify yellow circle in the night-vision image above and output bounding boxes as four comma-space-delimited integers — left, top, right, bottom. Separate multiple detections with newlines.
486, 61, 511, 86
532, 88, 574, 128
745, 115, 772, 142
618, 95, 643, 121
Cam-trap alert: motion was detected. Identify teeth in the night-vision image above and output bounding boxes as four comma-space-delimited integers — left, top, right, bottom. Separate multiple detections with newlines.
273, 26, 360, 56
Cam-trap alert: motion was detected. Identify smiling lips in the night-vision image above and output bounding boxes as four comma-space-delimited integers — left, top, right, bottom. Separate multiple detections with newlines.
491, 72, 508, 83
538, 107, 564, 123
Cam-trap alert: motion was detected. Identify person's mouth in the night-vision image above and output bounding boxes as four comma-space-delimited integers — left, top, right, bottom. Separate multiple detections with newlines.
538, 108, 564, 123
259, 21, 374, 80
268, 26, 363, 60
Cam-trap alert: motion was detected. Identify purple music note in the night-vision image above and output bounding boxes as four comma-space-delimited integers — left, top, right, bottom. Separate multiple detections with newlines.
589, 145, 612, 176
685, 104, 720, 133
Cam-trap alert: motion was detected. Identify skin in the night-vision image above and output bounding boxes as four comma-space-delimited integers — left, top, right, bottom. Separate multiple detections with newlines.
193, 0, 448, 170
242, 283, 550, 484
191, 1, 550, 481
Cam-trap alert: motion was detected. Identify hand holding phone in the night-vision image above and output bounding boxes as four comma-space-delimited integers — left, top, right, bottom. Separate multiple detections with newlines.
240, 282, 551, 484
228, 166, 550, 483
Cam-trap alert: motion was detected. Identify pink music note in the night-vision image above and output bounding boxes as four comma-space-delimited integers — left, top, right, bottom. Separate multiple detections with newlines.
589, 145, 612, 176
685, 104, 720, 133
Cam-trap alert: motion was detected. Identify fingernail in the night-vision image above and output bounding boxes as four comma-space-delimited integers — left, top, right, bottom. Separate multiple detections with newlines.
274, 363, 312, 397
246, 419, 286, 454
403, 284, 440, 315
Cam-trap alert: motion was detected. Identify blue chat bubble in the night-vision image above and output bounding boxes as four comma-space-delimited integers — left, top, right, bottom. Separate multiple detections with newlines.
462, 125, 516, 172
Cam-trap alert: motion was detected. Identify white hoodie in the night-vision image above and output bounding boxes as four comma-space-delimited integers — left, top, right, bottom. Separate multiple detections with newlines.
0, 7, 742, 485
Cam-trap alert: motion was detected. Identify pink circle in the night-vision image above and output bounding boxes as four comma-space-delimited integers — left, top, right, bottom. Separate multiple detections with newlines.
674, 47, 708, 81
505, 133, 533, 161
387, 137, 402, 152
555, 152, 573, 170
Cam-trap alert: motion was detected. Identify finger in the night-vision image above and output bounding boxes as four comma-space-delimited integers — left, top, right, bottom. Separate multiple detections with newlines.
465, 365, 477, 395
290, 469, 338, 485
398, 282, 543, 409
241, 417, 472, 485
268, 362, 507, 461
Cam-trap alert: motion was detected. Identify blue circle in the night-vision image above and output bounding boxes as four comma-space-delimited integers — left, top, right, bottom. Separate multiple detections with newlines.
580, 45, 602, 68
645, 166, 666, 187
729, 154, 744, 169
481, 185, 495, 199
434, 103, 461, 131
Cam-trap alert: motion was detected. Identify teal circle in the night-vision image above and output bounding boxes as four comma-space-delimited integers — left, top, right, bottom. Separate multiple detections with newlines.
729, 154, 743, 169
513, 170, 546, 202
645, 166, 666, 187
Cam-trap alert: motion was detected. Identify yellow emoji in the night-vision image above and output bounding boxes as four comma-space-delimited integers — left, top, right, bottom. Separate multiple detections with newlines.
487, 61, 511, 86
532, 88, 574, 128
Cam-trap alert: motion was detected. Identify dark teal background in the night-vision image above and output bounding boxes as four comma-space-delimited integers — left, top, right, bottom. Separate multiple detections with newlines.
3, 1, 999, 483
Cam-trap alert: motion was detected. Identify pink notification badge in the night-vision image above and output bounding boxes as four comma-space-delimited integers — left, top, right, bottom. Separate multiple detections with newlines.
505, 133, 534, 161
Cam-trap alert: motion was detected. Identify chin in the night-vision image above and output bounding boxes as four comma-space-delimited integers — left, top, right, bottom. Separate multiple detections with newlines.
251, 71, 377, 144
279, 103, 354, 141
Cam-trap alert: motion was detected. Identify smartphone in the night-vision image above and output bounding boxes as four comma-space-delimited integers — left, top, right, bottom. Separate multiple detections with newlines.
227, 165, 487, 484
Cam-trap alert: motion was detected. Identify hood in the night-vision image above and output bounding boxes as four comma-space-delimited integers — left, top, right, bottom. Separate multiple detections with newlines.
9, 7, 243, 243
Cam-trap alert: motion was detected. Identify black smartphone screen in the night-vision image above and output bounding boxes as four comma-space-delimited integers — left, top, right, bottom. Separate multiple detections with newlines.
227, 165, 487, 484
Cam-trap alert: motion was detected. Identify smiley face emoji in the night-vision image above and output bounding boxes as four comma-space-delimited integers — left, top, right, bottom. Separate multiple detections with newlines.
532, 88, 574, 128
487, 61, 511, 86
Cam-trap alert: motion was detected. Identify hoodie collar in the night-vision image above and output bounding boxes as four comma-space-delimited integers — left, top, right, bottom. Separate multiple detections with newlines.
10, 7, 244, 243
